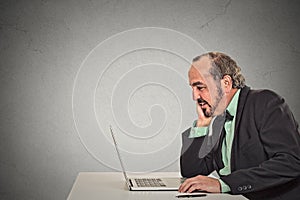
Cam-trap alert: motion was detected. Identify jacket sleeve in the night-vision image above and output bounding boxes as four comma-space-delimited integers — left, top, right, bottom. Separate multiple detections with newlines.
180, 128, 215, 177
221, 90, 300, 194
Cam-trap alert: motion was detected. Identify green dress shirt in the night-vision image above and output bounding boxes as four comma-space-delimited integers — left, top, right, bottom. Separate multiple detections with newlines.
189, 89, 241, 192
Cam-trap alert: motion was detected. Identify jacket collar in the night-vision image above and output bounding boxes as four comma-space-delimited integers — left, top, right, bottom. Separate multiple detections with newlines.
229, 86, 251, 171
234, 86, 250, 134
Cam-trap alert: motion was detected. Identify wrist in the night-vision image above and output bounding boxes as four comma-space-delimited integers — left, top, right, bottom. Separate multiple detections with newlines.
219, 179, 231, 193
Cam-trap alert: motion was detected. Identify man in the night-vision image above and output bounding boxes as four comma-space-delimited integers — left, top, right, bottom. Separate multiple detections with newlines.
179, 52, 300, 199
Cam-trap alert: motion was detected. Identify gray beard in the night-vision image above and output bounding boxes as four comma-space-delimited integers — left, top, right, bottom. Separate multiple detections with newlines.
204, 84, 224, 117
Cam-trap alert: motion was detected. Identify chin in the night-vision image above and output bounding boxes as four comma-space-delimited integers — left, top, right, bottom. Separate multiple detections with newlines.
203, 109, 212, 118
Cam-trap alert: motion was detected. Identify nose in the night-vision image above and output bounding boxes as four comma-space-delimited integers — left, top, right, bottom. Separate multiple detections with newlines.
192, 87, 200, 101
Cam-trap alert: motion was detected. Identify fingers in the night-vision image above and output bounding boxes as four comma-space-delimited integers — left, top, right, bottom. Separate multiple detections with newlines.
179, 175, 203, 193
178, 175, 221, 193
196, 103, 211, 127
196, 102, 205, 118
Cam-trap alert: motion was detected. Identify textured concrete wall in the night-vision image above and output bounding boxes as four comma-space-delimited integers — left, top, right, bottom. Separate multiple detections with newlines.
1, 0, 300, 199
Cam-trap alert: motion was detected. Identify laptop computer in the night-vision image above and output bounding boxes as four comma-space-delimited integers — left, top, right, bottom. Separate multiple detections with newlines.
109, 125, 183, 191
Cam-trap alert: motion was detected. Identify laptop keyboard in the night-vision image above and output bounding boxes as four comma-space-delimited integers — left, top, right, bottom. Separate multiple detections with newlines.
134, 178, 166, 187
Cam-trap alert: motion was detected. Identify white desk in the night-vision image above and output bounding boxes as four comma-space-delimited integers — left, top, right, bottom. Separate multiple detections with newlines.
67, 172, 248, 200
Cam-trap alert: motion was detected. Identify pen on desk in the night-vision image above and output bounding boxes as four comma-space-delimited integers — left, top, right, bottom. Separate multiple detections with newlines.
176, 194, 207, 198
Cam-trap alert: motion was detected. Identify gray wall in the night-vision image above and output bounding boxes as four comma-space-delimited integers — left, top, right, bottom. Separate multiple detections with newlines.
1, 0, 300, 199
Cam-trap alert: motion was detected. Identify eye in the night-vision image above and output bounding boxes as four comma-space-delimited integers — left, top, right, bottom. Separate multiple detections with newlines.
197, 86, 206, 91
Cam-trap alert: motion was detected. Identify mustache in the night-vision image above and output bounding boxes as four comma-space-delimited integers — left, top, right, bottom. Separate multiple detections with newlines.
197, 98, 208, 105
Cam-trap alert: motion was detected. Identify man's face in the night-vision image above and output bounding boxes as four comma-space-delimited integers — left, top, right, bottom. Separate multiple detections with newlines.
188, 56, 226, 117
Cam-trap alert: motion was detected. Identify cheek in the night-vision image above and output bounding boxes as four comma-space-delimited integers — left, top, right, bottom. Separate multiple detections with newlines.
202, 92, 212, 103
204, 80, 219, 99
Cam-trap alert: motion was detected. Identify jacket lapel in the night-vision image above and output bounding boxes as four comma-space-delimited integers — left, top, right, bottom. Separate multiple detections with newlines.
234, 86, 250, 134
231, 86, 250, 171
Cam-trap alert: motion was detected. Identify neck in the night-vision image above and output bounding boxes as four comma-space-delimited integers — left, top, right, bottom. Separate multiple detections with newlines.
226, 88, 238, 107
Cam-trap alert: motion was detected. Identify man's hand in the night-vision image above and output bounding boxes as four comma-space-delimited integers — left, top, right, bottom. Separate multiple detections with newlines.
196, 102, 212, 127
178, 175, 221, 193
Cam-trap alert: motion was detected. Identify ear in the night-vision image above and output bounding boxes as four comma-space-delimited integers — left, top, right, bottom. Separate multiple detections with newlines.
222, 75, 233, 93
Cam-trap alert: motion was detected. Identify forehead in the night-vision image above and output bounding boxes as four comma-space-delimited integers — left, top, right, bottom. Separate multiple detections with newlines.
188, 56, 212, 84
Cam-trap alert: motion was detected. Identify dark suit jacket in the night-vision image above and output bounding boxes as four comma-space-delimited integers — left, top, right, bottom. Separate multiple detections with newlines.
180, 86, 300, 200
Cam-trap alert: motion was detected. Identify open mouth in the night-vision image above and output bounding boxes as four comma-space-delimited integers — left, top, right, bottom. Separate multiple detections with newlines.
197, 98, 208, 107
